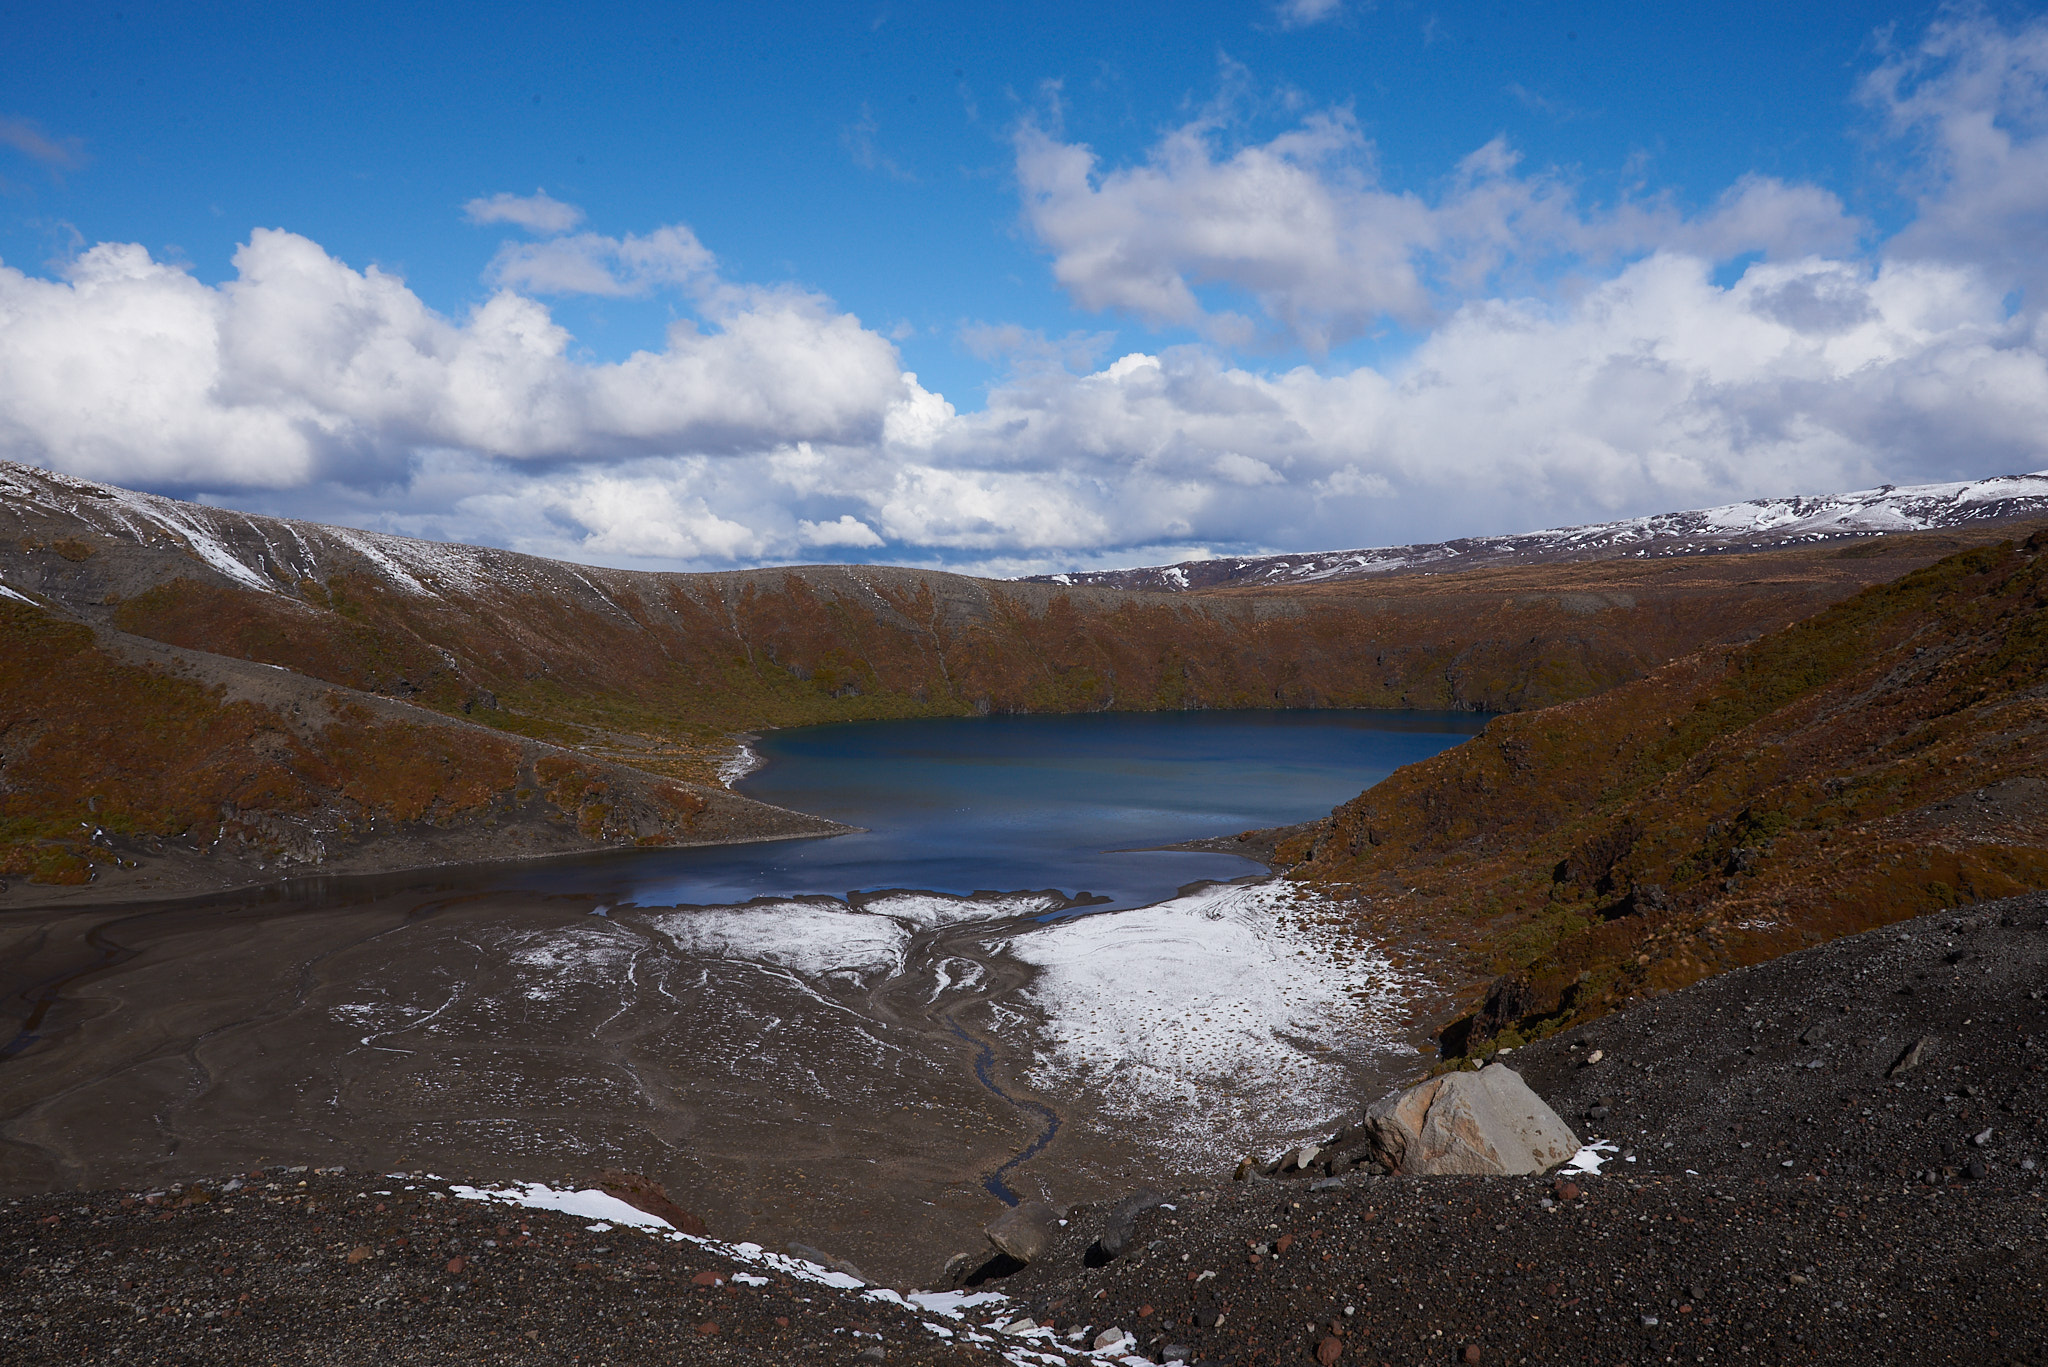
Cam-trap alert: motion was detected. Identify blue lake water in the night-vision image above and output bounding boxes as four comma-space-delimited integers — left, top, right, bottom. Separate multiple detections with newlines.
524, 710, 1487, 911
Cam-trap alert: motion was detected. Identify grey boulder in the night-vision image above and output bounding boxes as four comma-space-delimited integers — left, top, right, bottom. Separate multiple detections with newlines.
984, 1200, 1061, 1264
1362, 1062, 1580, 1176
1096, 1188, 1166, 1260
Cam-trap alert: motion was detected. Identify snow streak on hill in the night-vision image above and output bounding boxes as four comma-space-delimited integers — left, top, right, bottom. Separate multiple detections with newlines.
1025, 473, 2048, 592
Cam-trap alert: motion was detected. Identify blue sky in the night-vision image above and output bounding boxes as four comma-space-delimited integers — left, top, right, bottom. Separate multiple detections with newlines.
3, 1, 2046, 574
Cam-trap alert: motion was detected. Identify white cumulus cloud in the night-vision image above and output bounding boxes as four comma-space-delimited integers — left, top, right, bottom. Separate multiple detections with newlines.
1016, 111, 1861, 353
1, 13, 2046, 577
0, 227, 904, 490
462, 189, 586, 235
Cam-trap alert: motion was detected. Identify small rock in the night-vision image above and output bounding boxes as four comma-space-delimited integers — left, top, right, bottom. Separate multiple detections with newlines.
1162, 1343, 1192, 1364
1293, 1144, 1321, 1172
1316, 1334, 1344, 1365
1585, 1104, 1610, 1121
1973, 1128, 1993, 1147
445, 1256, 465, 1275
1093, 1327, 1130, 1351
1552, 1180, 1581, 1202
690, 1269, 722, 1286
1097, 1188, 1167, 1259
345, 1246, 372, 1266
1309, 1176, 1347, 1192
1966, 1159, 1988, 1181
857, 1346, 885, 1362
1462, 1345, 1482, 1364
985, 1200, 1062, 1264
1581, 1050, 1604, 1067
1888, 1036, 1935, 1078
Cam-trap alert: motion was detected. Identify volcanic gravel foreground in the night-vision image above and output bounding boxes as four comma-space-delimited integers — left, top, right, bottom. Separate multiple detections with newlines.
4, 894, 2045, 1366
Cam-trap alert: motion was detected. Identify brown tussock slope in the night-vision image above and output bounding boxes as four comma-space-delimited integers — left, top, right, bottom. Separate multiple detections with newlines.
0, 600, 845, 902
1283, 533, 2048, 1052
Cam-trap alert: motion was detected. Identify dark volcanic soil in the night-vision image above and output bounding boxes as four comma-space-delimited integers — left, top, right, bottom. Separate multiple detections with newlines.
4, 896, 2043, 1364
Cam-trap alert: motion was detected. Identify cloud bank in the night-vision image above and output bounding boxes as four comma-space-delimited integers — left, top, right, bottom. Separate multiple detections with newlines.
1, 13, 2046, 576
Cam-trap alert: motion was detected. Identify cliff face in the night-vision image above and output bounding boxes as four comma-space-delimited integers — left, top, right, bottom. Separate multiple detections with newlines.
1, 459, 2038, 895
1284, 532, 2048, 1051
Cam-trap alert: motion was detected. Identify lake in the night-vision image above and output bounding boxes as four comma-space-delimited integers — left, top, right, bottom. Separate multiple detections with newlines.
514, 708, 1489, 910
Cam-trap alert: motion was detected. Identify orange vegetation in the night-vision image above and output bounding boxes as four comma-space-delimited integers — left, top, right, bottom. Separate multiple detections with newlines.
1283, 533, 2048, 1052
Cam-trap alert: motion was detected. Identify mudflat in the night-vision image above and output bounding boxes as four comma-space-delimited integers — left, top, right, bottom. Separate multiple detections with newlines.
2, 896, 2042, 1365
0, 880, 1124, 1285
3, 871, 1422, 1288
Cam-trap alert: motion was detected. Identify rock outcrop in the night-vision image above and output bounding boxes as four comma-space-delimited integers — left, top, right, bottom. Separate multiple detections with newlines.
1361, 1064, 1579, 1176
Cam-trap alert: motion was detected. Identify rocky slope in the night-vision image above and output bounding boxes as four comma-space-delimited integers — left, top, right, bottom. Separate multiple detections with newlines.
1029, 471, 2048, 592
4, 461, 2029, 897
1277, 531, 2048, 1054
3, 896, 2040, 1364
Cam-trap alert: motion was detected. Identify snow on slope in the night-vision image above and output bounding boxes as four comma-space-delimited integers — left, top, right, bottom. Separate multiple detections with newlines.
0, 460, 564, 601
1026, 471, 2048, 592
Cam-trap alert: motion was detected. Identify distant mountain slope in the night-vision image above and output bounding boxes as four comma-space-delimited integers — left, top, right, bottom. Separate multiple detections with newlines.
1283, 530, 2048, 1052
5, 460, 2041, 898
1027, 472, 2048, 591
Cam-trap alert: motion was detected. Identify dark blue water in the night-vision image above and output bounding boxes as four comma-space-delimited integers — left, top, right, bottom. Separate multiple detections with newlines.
540, 710, 1485, 911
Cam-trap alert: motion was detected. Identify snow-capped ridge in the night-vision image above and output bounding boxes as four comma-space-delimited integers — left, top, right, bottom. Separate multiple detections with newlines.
1023, 471, 2048, 592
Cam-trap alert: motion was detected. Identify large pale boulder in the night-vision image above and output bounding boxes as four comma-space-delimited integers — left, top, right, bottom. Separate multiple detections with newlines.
1362, 1063, 1579, 1176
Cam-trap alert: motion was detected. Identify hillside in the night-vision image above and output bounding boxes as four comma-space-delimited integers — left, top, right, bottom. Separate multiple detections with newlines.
1280, 531, 2048, 1052
1030, 471, 2048, 591
0, 599, 846, 901
3, 460, 2041, 897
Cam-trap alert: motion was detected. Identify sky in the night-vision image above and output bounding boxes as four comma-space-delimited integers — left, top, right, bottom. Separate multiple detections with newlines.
2, 1, 2047, 577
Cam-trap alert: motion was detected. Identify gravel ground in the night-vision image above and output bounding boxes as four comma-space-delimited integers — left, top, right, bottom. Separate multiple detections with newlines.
4, 897, 2043, 1365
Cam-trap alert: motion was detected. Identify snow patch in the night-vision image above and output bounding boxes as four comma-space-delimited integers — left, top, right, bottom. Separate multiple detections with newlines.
857, 890, 1062, 927
1563, 1140, 1621, 1175
717, 737, 764, 788
646, 901, 914, 983
1001, 880, 1411, 1169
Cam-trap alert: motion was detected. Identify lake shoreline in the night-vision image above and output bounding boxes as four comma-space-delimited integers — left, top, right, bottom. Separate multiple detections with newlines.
0, 805, 857, 914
